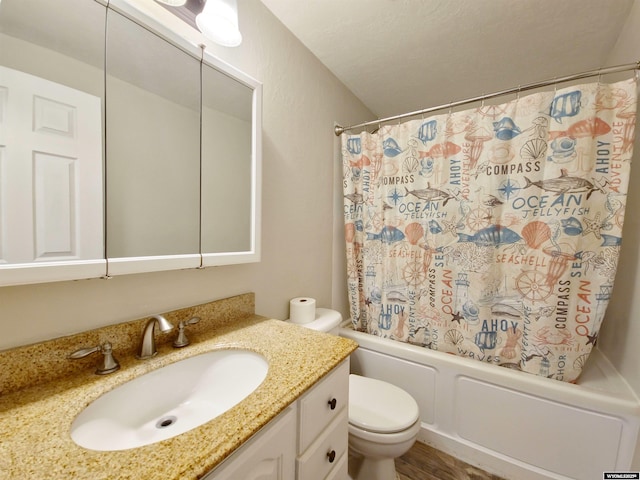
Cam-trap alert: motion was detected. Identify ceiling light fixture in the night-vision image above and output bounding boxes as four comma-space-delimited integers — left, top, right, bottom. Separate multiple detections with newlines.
196, 0, 242, 47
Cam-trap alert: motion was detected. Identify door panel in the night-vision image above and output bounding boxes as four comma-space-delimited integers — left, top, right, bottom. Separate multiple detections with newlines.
0, 65, 102, 265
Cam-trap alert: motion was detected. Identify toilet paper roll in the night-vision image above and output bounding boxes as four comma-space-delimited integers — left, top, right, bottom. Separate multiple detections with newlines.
289, 297, 316, 324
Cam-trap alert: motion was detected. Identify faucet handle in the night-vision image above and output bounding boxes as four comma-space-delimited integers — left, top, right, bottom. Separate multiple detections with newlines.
69, 341, 121, 375
173, 316, 200, 348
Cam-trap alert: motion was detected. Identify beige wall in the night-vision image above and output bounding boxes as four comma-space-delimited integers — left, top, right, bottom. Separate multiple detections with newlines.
0, 0, 373, 350
598, 0, 640, 396
106, 74, 201, 257
0, 33, 103, 97
201, 108, 252, 253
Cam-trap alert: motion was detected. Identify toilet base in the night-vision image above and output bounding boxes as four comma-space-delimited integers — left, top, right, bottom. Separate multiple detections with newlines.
348, 452, 399, 480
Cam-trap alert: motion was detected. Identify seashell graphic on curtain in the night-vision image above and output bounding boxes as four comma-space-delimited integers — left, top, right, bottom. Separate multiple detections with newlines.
341, 78, 638, 382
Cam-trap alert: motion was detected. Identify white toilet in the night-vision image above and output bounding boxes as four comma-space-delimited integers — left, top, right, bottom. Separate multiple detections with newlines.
348, 374, 420, 480
289, 308, 420, 480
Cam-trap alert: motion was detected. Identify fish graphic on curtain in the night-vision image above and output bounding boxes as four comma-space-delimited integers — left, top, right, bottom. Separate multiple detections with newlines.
342, 77, 637, 382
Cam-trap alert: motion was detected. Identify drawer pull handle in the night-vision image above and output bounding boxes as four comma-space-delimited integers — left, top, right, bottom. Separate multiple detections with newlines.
328, 398, 337, 410
327, 450, 336, 463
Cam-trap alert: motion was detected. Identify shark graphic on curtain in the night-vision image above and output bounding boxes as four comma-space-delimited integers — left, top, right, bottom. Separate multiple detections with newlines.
342, 77, 637, 382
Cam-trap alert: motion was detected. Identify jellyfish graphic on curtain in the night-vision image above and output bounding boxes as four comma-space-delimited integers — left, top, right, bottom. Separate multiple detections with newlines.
341, 77, 638, 382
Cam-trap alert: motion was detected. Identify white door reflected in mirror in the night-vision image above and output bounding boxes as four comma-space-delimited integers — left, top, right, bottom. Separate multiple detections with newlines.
0, 66, 103, 264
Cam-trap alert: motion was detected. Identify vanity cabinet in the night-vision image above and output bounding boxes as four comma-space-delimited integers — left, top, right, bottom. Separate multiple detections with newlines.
204, 359, 350, 480
297, 359, 349, 479
205, 406, 297, 480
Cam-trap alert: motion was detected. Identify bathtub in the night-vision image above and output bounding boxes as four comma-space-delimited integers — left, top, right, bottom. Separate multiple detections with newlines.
338, 323, 640, 480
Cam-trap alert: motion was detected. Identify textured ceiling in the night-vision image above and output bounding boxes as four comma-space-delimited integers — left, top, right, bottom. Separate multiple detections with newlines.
260, 0, 635, 119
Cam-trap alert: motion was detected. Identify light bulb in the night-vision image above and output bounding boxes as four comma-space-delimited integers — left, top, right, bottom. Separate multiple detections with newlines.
196, 0, 242, 47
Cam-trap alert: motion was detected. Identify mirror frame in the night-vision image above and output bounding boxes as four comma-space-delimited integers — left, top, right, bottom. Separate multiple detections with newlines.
0, 0, 262, 285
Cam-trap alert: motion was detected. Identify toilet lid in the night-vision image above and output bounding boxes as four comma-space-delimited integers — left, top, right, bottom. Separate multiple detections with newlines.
349, 374, 419, 434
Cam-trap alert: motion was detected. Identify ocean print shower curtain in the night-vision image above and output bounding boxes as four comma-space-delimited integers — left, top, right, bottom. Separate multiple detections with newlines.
342, 78, 637, 382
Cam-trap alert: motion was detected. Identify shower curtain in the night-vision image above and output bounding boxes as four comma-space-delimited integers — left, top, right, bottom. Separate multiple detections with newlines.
342, 77, 637, 382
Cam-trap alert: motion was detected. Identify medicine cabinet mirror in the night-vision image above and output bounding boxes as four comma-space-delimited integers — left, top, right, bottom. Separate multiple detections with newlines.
0, 0, 262, 285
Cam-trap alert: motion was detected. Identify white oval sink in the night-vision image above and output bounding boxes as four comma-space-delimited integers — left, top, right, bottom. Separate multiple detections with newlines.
71, 349, 268, 451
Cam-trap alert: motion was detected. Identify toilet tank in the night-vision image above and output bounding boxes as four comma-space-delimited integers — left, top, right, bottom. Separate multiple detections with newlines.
287, 308, 342, 334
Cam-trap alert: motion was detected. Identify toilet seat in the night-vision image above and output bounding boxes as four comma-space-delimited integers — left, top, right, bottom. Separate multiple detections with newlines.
349, 374, 419, 434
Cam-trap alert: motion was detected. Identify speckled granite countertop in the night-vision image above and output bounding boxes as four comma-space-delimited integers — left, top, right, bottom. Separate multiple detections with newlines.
0, 295, 357, 479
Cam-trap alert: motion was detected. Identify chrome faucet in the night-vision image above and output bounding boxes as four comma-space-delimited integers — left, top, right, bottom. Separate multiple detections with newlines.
137, 314, 174, 359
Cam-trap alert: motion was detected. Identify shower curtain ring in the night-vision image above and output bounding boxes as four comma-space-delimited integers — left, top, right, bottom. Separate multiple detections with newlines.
516, 85, 521, 100
371, 119, 380, 135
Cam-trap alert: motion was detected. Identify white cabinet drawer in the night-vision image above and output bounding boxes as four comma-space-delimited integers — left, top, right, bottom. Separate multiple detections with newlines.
324, 450, 347, 480
296, 409, 348, 480
298, 359, 349, 453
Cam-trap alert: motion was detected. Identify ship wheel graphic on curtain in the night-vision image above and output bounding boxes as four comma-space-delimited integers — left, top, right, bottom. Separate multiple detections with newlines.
515, 270, 552, 302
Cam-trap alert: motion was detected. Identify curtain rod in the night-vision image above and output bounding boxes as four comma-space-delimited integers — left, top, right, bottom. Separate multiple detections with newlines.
334, 61, 640, 136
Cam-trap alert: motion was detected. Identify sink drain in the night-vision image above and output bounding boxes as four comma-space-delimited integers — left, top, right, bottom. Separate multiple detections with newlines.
156, 416, 178, 429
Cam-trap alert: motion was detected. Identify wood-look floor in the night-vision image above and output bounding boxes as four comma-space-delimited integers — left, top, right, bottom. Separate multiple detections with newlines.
395, 441, 507, 480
